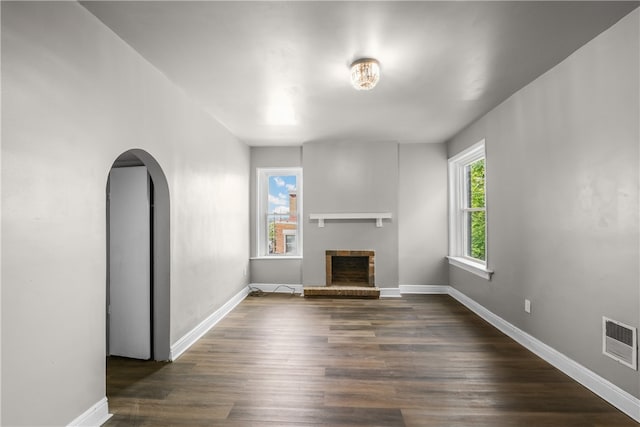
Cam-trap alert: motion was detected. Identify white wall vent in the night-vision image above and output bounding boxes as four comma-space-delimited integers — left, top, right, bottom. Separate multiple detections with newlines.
602, 317, 637, 370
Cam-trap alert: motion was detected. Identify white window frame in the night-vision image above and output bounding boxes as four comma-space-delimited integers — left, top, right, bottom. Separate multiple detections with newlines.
256, 167, 303, 259
447, 140, 493, 279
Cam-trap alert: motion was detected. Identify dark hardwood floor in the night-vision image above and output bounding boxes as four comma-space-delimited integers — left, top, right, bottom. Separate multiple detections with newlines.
105, 294, 638, 426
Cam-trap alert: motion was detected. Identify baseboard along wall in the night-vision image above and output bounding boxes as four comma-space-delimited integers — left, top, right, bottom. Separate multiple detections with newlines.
87, 283, 638, 426
170, 286, 250, 360
248, 283, 304, 295
67, 397, 111, 427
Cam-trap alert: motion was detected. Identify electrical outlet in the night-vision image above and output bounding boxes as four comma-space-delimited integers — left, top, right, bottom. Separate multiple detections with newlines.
524, 299, 531, 314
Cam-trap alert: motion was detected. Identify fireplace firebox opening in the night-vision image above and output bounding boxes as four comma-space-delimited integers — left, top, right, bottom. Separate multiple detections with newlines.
325, 250, 374, 287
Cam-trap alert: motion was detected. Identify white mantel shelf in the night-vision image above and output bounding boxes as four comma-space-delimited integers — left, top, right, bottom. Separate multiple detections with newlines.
309, 212, 392, 228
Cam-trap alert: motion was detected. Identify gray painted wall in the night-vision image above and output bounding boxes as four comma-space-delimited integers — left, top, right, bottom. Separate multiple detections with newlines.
1, 2, 249, 425
302, 141, 399, 287
251, 143, 449, 288
250, 147, 303, 284
447, 9, 639, 398
398, 143, 449, 286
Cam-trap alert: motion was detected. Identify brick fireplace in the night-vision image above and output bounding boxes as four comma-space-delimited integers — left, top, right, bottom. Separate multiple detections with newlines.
325, 250, 375, 286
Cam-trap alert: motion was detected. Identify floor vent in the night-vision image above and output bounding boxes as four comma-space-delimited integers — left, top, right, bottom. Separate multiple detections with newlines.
602, 317, 637, 370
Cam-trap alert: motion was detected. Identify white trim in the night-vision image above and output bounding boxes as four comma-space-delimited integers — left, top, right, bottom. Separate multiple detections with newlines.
447, 256, 493, 280
256, 167, 303, 257
448, 139, 489, 269
448, 140, 486, 164
250, 256, 303, 260
444, 286, 640, 423
170, 286, 249, 360
67, 397, 112, 427
250, 283, 303, 294
379, 287, 401, 298
399, 284, 449, 294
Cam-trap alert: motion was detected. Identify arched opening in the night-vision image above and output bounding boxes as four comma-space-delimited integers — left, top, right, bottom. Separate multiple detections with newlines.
106, 149, 170, 361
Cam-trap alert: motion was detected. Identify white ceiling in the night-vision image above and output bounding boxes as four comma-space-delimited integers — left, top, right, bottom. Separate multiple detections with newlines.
82, 1, 638, 146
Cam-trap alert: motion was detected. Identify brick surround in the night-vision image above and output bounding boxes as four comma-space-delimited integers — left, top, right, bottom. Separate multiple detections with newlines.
325, 250, 375, 287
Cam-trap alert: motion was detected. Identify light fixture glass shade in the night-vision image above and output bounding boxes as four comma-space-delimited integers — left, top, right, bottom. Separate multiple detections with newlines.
350, 58, 380, 90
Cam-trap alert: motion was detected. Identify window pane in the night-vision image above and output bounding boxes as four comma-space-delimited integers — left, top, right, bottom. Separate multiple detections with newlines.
467, 211, 486, 261
467, 159, 485, 208
285, 234, 296, 254
267, 175, 297, 255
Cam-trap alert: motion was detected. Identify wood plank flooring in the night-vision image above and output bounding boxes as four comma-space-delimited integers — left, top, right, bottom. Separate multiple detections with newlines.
104, 294, 638, 426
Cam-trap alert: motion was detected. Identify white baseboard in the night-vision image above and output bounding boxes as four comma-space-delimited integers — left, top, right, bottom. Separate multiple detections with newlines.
446, 286, 640, 423
399, 284, 449, 294
170, 286, 249, 361
380, 287, 401, 298
249, 283, 303, 295
67, 397, 112, 427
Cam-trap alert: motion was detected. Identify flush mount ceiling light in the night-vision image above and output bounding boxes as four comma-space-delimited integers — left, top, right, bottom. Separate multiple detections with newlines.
350, 58, 380, 91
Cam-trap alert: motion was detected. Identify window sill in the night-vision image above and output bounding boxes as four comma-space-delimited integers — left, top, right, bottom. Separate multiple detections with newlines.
250, 256, 303, 260
447, 256, 493, 280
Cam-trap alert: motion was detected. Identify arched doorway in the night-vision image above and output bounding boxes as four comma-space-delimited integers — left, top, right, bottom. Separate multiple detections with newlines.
106, 149, 170, 361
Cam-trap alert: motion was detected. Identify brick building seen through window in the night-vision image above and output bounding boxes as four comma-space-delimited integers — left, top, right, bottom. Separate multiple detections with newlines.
269, 190, 297, 255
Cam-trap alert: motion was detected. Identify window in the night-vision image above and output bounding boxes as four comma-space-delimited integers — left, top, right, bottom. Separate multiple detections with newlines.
448, 140, 492, 279
257, 168, 302, 257
284, 232, 296, 255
